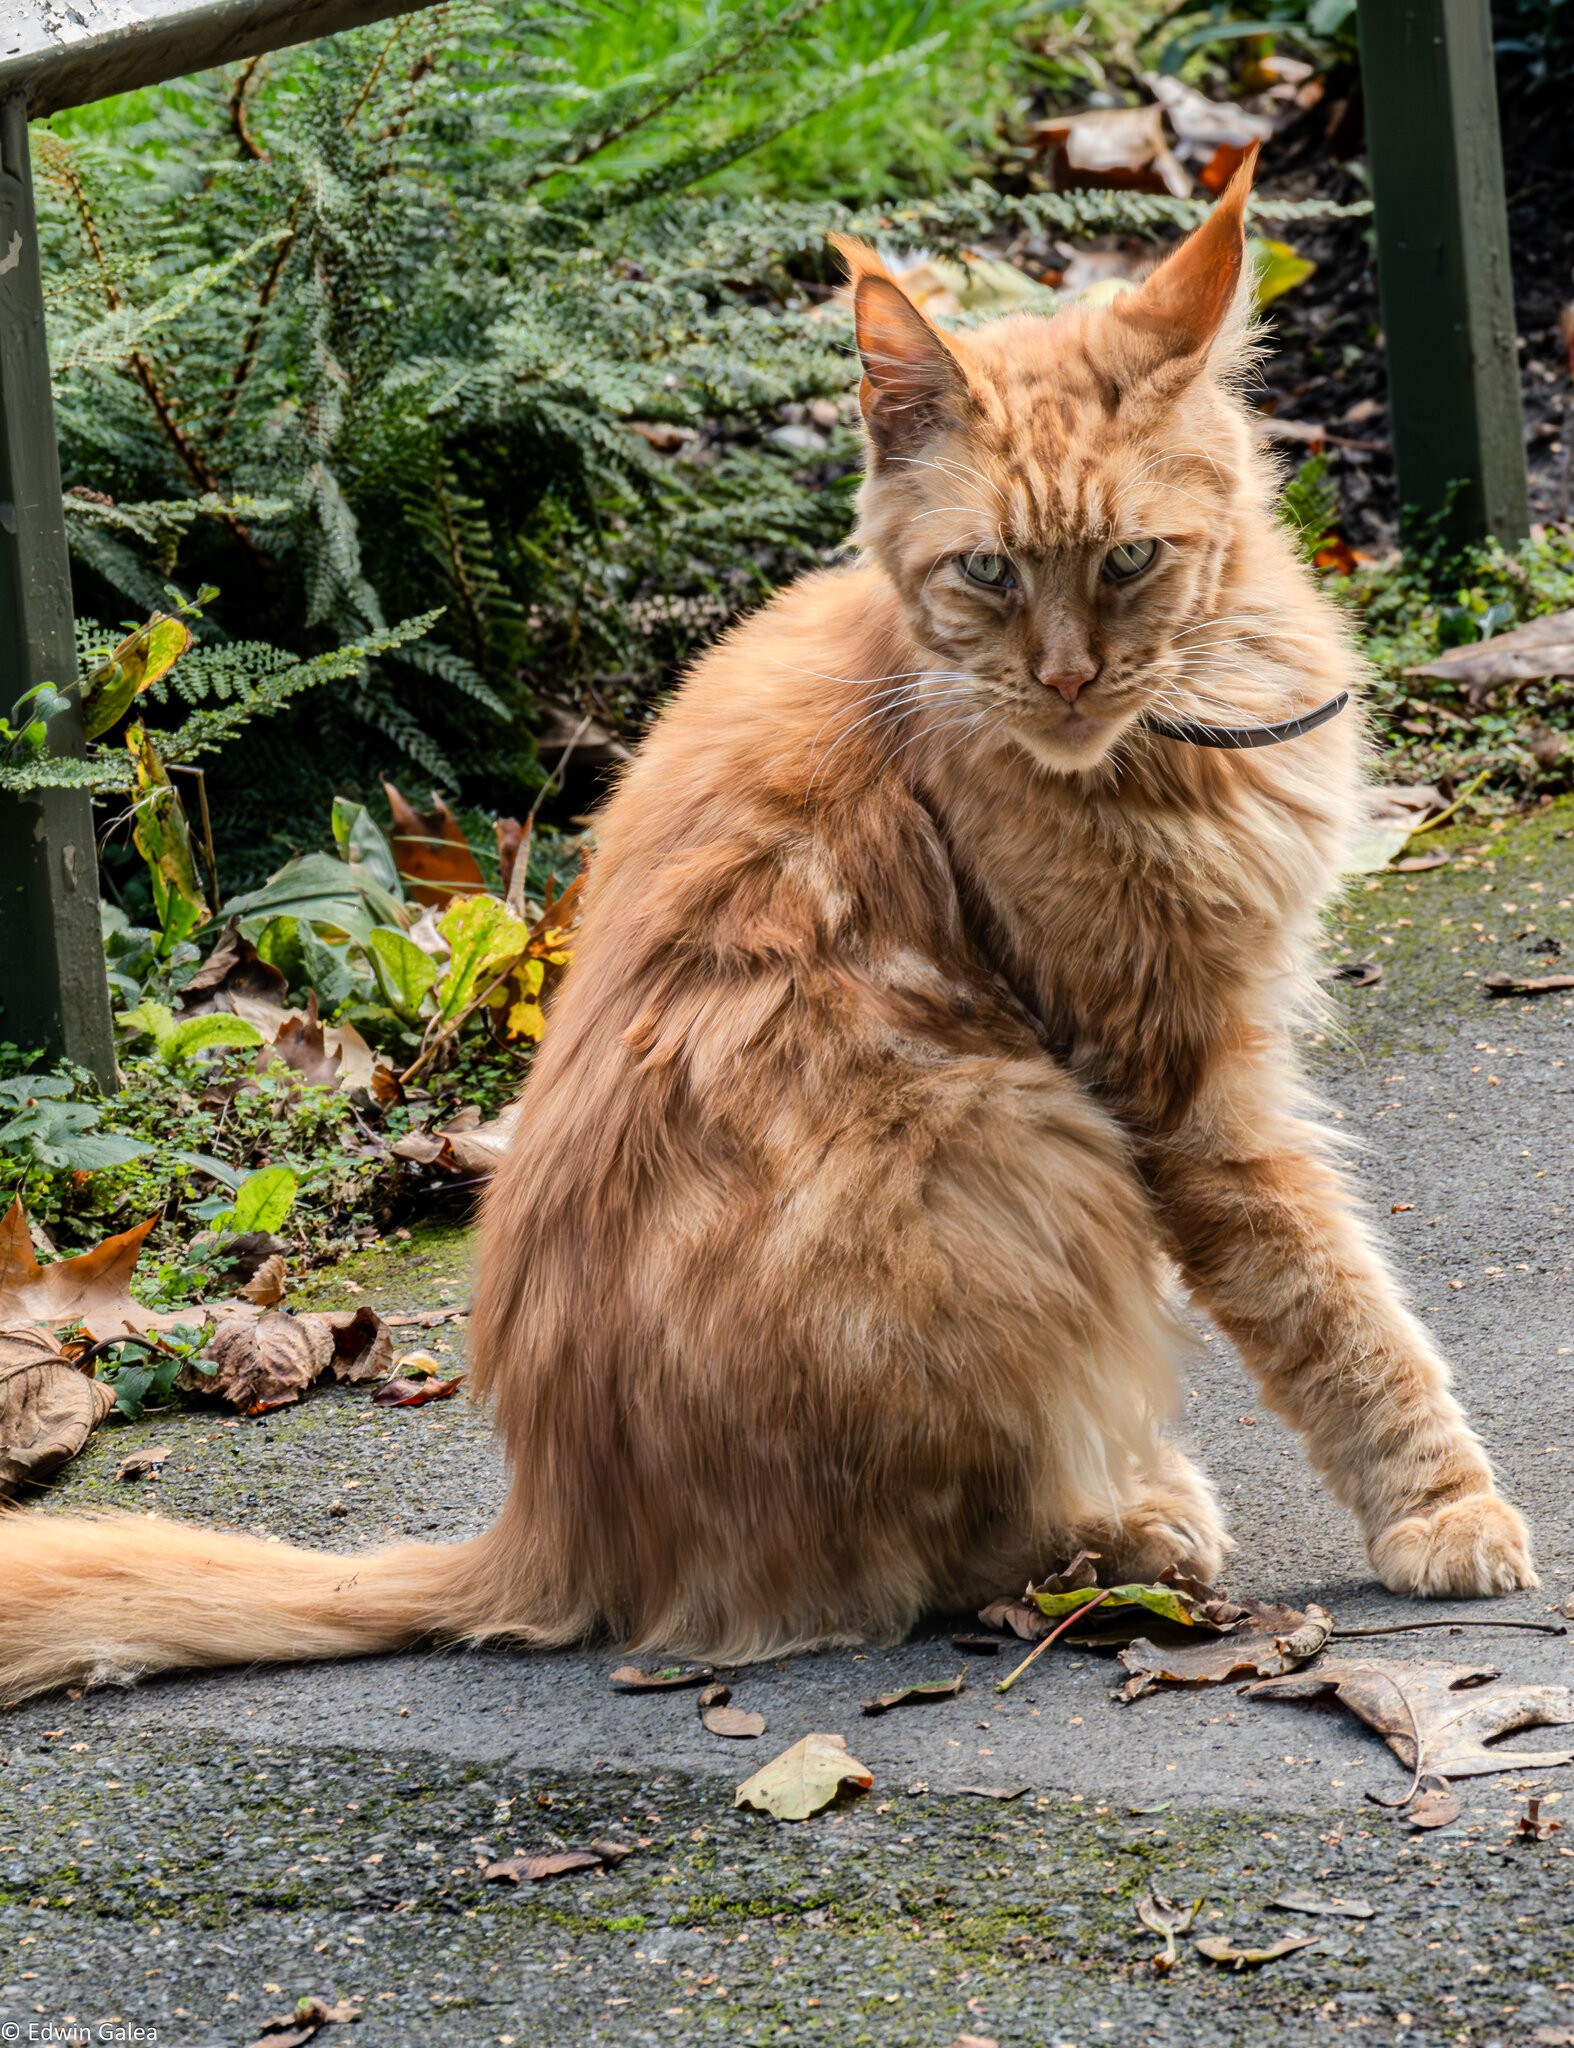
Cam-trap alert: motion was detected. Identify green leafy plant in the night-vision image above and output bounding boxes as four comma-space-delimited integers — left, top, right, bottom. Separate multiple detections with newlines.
0, 1073, 148, 1186
97, 1325, 213, 1422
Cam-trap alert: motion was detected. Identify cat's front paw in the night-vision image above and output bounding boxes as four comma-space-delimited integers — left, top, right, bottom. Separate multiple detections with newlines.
1369, 1492, 1537, 1597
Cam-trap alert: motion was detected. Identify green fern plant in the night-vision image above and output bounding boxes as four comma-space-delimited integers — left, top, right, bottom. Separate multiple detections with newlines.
36, 0, 1367, 835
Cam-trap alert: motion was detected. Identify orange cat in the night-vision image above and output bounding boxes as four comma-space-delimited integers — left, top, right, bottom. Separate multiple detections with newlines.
0, 159, 1534, 1703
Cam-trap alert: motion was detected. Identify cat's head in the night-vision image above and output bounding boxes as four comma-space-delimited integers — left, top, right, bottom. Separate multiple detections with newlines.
834, 155, 1270, 774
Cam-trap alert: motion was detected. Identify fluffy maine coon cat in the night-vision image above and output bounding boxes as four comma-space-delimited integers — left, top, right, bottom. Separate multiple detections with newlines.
0, 162, 1535, 1703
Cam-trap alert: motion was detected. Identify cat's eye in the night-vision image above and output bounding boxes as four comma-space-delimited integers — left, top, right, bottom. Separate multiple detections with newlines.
1103, 538, 1158, 583
960, 551, 1016, 589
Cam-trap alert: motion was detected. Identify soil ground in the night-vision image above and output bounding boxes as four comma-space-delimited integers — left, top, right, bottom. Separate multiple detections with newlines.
4, 800, 1574, 2048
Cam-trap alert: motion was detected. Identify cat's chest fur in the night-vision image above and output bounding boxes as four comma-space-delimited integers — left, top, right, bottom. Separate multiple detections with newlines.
927, 745, 1338, 1130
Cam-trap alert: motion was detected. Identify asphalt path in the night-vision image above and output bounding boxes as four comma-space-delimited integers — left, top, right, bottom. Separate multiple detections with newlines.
3, 801, 1573, 2048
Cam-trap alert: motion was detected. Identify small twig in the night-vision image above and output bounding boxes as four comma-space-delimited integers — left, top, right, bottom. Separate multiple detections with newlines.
1406, 768, 1491, 839
1332, 1618, 1565, 1639
170, 764, 219, 906
996, 1588, 1115, 1696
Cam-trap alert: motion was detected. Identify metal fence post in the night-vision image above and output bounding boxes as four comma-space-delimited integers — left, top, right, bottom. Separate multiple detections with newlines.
0, 90, 116, 1084
1358, 0, 1530, 550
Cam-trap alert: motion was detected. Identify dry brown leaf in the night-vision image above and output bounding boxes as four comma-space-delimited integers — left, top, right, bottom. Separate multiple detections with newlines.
245, 1995, 360, 2048
697, 1683, 766, 1739
1031, 1548, 1102, 1596
384, 780, 488, 906
1137, 1887, 1203, 1973
483, 1848, 603, 1884
180, 920, 291, 1012
862, 1673, 967, 1715
1250, 1657, 1574, 1781
1118, 1603, 1332, 1701
1035, 103, 1190, 196
390, 1102, 519, 1177
264, 994, 341, 1090
977, 1597, 1050, 1641
1408, 1780, 1461, 1831
734, 1732, 873, 1821
1406, 607, 1574, 706
610, 1661, 715, 1692
239, 1254, 287, 1306
182, 1309, 328, 1414
0, 1197, 194, 1340
1482, 971, 1574, 997
951, 1632, 1004, 1655
0, 1325, 117, 1496
1269, 1889, 1373, 1919
316, 1306, 394, 1384
115, 1443, 171, 1482
1195, 1932, 1320, 1969
370, 1372, 463, 1408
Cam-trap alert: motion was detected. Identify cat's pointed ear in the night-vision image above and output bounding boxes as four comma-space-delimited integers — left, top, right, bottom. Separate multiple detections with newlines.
1116, 145, 1258, 367
829, 234, 971, 457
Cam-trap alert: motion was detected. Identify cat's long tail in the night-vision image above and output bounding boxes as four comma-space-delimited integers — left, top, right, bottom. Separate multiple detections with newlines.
0, 1512, 525, 1704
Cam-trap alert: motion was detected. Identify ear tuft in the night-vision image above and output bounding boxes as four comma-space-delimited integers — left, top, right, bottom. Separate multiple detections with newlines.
827, 235, 971, 457
826, 231, 897, 293
1117, 143, 1258, 365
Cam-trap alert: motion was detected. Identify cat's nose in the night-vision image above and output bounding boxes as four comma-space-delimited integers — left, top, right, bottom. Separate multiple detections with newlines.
1037, 663, 1098, 704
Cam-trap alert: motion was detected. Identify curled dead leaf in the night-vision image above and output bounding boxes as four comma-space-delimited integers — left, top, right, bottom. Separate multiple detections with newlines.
1137, 1887, 1203, 1973
1408, 1779, 1461, 1831
862, 1673, 966, 1715
1250, 1657, 1574, 1782
1269, 1889, 1373, 1919
734, 1732, 873, 1821
610, 1662, 715, 1692
245, 1994, 361, 2047
696, 1684, 766, 1739
371, 1372, 463, 1407
1118, 1603, 1332, 1700
0, 1325, 117, 1496
115, 1442, 171, 1482
483, 1848, 605, 1884
183, 1309, 324, 1414
239, 1254, 287, 1306
1195, 1932, 1320, 1969
1482, 971, 1574, 997
1406, 607, 1574, 707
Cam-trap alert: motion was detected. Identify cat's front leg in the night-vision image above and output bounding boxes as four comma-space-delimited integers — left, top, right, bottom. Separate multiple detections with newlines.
1140, 1067, 1536, 1597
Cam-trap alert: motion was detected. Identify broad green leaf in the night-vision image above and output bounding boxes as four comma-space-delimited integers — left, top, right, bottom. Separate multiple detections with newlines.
39, 1130, 148, 1170
228, 1164, 298, 1235
254, 915, 304, 986
224, 852, 407, 945
436, 894, 529, 1024
333, 797, 403, 898
1027, 1582, 1200, 1629
116, 1000, 176, 1047
81, 614, 192, 740
0, 1074, 73, 1103
1250, 238, 1316, 311
299, 925, 368, 1010
367, 925, 438, 1021
158, 1013, 264, 1066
